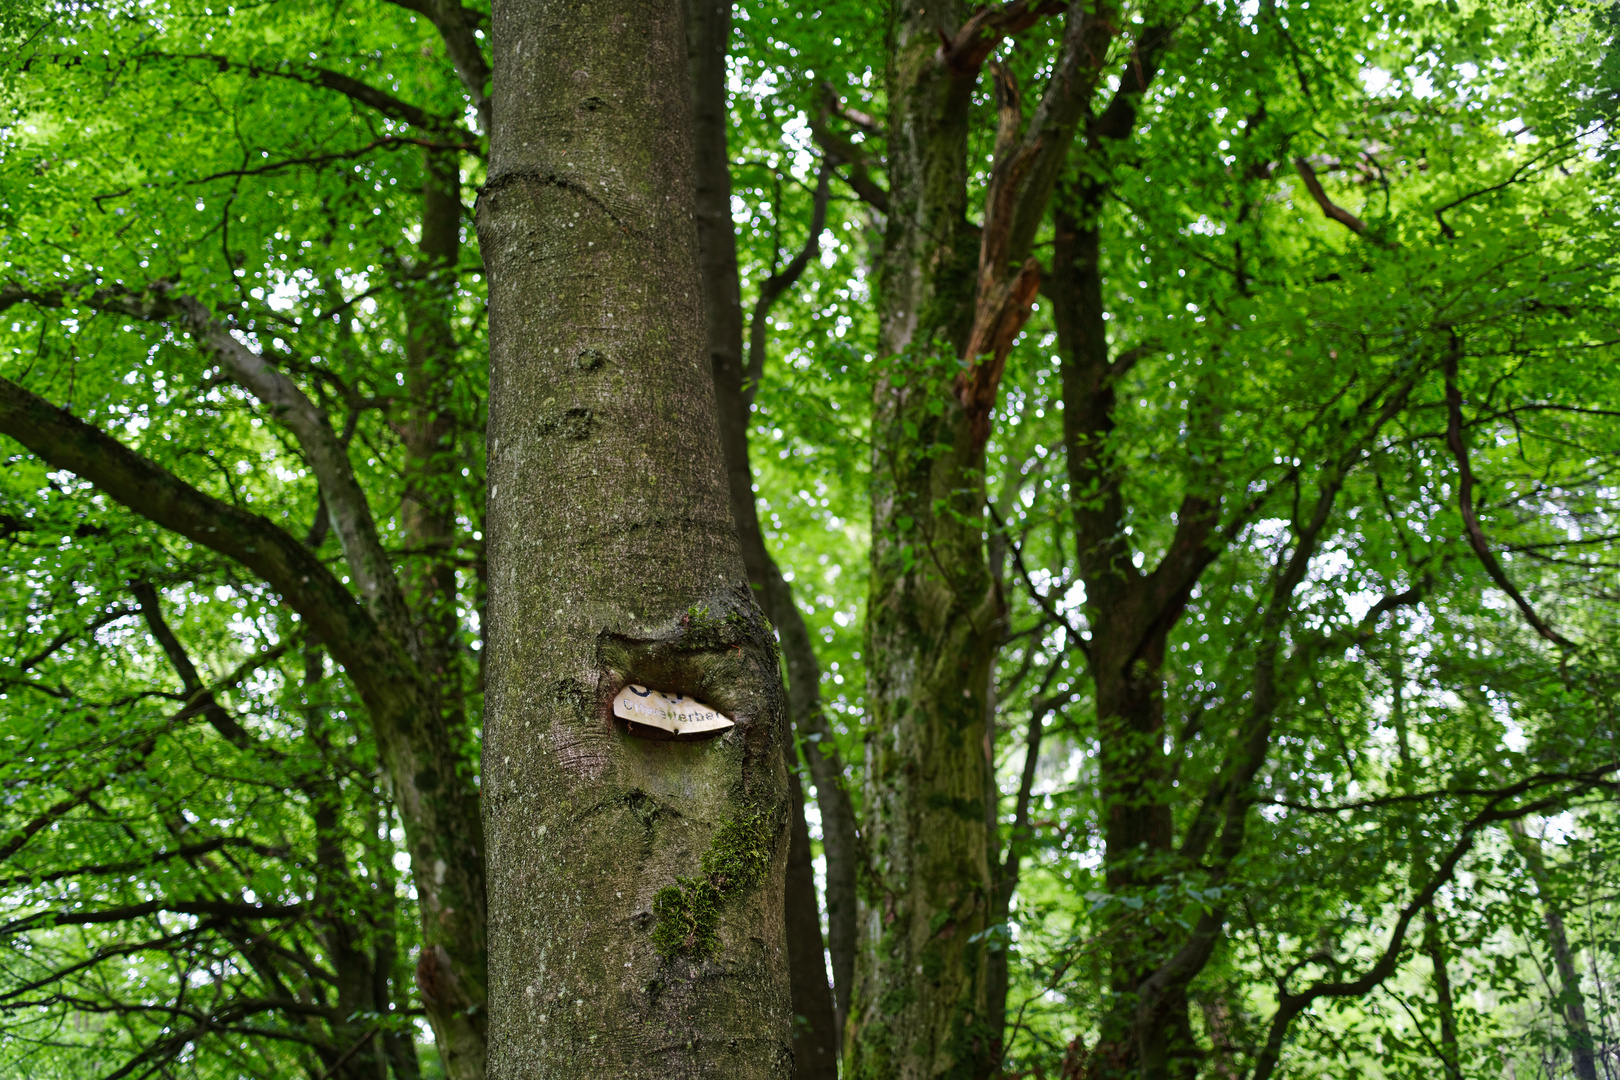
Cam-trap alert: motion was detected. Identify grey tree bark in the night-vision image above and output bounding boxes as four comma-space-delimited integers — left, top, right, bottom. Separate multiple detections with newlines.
478, 0, 794, 1076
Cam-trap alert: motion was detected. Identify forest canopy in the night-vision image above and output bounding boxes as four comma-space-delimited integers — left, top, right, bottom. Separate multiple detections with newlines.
1, 0, 1618, 1078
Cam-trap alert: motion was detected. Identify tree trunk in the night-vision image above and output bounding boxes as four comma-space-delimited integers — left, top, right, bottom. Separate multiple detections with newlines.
786, 763, 842, 1080
686, 0, 855, 1057
399, 149, 466, 715
850, 4, 1000, 1078
0, 359, 490, 1080
398, 148, 490, 1078
1041, 24, 1199, 1067
1511, 822, 1600, 1080
1052, 202, 1203, 1080
478, 0, 794, 1075
1422, 909, 1463, 1080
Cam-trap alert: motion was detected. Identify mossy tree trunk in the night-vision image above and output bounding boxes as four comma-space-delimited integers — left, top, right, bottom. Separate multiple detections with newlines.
850, 10, 987, 1076
478, 0, 794, 1076
852, 4, 1111, 1076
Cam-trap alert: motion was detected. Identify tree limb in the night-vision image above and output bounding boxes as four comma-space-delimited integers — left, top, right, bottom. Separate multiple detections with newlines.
1293, 156, 1398, 248
1444, 338, 1576, 649
1248, 766, 1616, 1080
808, 119, 890, 213
379, 0, 491, 133
0, 898, 305, 936
132, 581, 253, 748
937, 0, 1066, 74
1293, 157, 1370, 235
0, 372, 422, 734
2, 283, 418, 655
140, 52, 459, 132
743, 165, 832, 408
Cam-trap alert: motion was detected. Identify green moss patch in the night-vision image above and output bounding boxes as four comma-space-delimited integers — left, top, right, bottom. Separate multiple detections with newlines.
650, 806, 777, 960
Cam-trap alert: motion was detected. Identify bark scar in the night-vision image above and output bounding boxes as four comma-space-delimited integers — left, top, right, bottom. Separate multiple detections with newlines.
479, 169, 631, 232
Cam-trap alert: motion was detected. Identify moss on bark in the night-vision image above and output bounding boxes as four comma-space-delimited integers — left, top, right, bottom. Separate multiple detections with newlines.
651, 804, 779, 960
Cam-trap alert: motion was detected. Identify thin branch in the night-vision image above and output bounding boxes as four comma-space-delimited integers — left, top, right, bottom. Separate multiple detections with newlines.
743, 164, 832, 408
808, 120, 890, 214
186, 134, 478, 186
1262, 764, 1619, 814
313, 1025, 383, 1080
0, 898, 305, 936
15, 605, 140, 670
1432, 122, 1608, 238
1293, 157, 1375, 238
0, 837, 288, 889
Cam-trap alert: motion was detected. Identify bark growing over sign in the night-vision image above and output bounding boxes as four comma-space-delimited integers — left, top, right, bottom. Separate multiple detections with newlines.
477, 0, 793, 1075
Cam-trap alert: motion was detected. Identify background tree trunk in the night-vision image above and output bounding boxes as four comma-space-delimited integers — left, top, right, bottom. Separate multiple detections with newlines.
686, 0, 854, 1065
479, 0, 794, 1075
1511, 822, 1600, 1080
399, 148, 490, 1078
850, 3, 998, 1077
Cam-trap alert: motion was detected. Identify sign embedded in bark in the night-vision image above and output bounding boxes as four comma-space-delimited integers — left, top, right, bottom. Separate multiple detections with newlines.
612, 683, 734, 737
